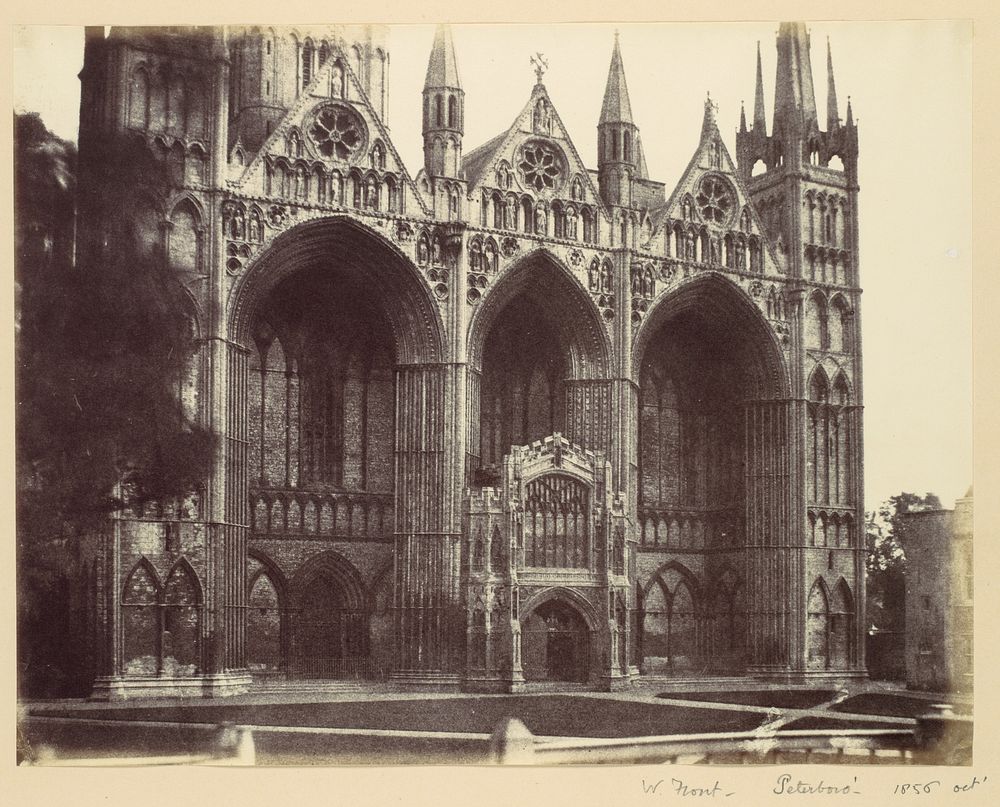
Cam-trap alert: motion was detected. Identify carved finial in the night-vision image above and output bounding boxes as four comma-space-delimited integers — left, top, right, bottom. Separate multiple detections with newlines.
530, 52, 549, 83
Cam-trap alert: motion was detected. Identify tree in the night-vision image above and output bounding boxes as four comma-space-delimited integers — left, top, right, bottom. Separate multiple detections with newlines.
866, 492, 942, 631
15, 113, 217, 694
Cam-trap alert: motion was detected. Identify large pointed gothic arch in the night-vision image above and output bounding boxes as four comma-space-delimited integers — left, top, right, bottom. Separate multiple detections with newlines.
633, 272, 799, 673
228, 214, 445, 364
218, 215, 460, 680
467, 249, 612, 479
632, 272, 789, 399
467, 247, 610, 378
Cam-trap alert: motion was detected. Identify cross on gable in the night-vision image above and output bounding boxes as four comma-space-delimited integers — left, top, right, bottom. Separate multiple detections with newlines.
531, 52, 549, 83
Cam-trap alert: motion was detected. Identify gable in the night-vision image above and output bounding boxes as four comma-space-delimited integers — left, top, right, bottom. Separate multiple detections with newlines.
229, 48, 429, 217
462, 83, 607, 223
652, 111, 781, 274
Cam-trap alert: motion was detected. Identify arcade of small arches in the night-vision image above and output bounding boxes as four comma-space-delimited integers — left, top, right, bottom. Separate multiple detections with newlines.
661, 196, 763, 272
263, 157, 405, 215
127, 63, 210, 141
479, 186, 599, 244
805, 291, 854, 353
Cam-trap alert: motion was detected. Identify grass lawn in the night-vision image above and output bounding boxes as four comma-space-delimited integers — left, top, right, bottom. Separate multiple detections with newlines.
833, 694, 973, 718
657, 690, 838, 710
37, 695, 769, 738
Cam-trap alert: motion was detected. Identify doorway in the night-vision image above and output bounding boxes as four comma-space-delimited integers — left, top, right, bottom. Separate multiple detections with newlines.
523, 598, 591, 682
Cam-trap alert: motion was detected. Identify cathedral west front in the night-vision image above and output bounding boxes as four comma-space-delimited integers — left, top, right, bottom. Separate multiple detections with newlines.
75, 22, 865, 698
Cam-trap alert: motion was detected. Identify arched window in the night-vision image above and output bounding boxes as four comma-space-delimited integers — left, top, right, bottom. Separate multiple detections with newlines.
435, 94, 443, 127
582, 207, 594, 243
807, 580, 830, 669
521, 196, 533, 234
448, 95, 457, 128
611, 129, 620, 160
319, 42, 329, 67
330, 170, 343, 204
641, 566, 700, 672
122, 561, 160, 676
168, 200, 200, 273
385, 176, 398, 213
552, 201, 564, 238
806, 293, 829, 350
302, 41, 314, 89
523, 475, 590, 568
162, 563, 201, 675
128, 68, 150, 129
623, 129, 632, 162
167, 74, 186, 134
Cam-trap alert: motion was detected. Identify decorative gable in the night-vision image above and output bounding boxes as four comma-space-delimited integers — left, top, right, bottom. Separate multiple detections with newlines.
652, 99, 781, 275
230, 49, 430, 218
463, 83, 607, 242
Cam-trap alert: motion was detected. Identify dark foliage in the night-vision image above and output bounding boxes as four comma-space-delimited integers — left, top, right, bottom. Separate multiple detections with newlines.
15, 113, 217, 696
865, 493, 942, 637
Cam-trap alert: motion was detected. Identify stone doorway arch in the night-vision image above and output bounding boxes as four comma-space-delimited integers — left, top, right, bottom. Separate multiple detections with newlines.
521, 595, 594, 683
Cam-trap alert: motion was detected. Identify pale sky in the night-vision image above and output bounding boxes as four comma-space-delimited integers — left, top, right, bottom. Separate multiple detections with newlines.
13, 22, 973, 513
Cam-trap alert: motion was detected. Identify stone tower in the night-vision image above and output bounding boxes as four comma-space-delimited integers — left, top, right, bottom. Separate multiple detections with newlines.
736, 23, 864, 678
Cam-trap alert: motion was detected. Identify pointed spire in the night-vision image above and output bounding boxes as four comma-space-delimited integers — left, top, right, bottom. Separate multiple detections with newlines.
424, 24, 461, 90
846, 95, 854, 127
634, 130, 649, 179
826, 37, 840, 130
773, 21, 818, 134
600, 31, 634, 124
701, 91, 720, 140
740, 101, 748, 133
753, 41, 767, 133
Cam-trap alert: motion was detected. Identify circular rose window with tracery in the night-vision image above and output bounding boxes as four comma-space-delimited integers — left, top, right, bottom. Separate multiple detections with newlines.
308, 104, 367, 161
696, 175, 735, 225
518, 140, 564, 192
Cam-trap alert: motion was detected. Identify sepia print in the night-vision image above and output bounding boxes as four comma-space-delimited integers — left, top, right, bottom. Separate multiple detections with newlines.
14, 20, 973, 769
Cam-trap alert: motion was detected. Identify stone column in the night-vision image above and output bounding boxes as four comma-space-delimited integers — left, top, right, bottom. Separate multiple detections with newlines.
744, 397, 802, 676
392, 363, 462, 682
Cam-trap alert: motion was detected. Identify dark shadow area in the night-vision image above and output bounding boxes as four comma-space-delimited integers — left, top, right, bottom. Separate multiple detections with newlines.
656, 689, 838, 709
34, 695, 769, 738
832, 693, 972, 718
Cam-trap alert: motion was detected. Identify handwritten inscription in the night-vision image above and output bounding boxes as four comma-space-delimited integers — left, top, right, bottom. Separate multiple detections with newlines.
639, 773, 988, 801
773, 774, 860, 796
892, 775, 985, 796
641, 779, 735, 798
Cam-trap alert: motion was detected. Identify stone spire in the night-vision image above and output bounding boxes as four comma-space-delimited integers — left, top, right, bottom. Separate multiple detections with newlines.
773, 21, 818, 135
826, 37, 840, 130
701, 92, 720, 141
424, 23, 461, 91
422, 24, 464, 178
599, 31, 634, 125
597, 32, 638, 208
753, 41, 767, 134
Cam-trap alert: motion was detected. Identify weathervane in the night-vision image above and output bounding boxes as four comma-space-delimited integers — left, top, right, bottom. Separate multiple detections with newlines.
530, 52, 549, 83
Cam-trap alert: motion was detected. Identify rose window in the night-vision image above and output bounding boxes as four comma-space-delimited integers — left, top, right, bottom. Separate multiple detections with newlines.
696, 175, 735, 225
518, 142, 563, 192
309, 105, 366, 161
